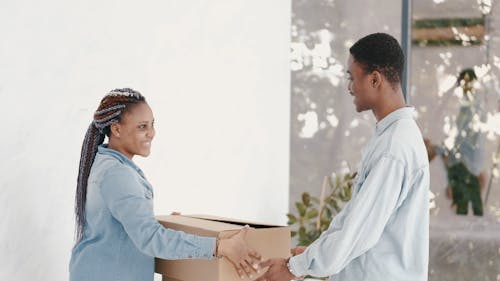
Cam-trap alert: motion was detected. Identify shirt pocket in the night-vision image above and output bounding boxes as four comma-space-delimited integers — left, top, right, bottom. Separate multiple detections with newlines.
144, 189, 153, 199
354, 165, 370, 194
353, 163, 365, 191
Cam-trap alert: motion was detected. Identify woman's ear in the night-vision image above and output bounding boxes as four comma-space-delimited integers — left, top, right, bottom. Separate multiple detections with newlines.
110, 123, 121, 138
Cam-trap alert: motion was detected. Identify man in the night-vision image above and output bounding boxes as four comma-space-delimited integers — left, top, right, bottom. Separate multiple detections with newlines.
427, 69, 486, 216
257, 33, 429, 281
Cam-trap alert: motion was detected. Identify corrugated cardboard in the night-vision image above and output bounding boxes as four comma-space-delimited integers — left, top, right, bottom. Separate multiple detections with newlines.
155, 215, 291, 281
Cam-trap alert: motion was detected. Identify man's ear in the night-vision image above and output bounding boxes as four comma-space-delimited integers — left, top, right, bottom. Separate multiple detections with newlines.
371, 71, 382, 88
110, 123, 121, 138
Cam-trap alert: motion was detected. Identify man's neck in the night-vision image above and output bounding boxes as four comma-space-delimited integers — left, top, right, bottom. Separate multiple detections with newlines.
372, 89, 406, 122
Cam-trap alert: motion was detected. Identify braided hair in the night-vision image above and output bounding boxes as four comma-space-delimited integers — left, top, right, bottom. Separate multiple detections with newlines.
75, 88, 145, 242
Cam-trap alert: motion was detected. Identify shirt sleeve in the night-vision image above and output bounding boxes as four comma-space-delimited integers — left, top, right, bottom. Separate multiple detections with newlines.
289, 154, 405, 277
99, 164, 215, 260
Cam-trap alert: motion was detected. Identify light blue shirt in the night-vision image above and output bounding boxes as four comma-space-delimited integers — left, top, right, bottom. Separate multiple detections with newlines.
289, 107, 430, 281
69, 145, 215, 281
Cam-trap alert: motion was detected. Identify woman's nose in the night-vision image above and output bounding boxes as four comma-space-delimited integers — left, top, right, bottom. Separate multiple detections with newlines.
147, 127, 155, 139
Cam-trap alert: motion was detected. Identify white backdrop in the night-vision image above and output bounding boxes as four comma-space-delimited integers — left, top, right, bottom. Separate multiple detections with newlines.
0, 1, 290, 280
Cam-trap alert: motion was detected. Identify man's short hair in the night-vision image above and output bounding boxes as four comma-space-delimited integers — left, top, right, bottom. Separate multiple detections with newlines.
349, 33, 404, 86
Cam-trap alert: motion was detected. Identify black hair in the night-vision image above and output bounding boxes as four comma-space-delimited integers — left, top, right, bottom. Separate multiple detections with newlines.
457, 68, 477, 86
349, 33, 404, 86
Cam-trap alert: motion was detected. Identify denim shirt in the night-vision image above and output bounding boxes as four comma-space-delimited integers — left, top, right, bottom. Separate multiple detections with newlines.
289, 107, 430, 281
69, 145, 215, 281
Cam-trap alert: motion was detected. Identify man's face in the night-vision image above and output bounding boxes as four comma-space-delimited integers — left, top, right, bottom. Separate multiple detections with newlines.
347, 55, 376, 112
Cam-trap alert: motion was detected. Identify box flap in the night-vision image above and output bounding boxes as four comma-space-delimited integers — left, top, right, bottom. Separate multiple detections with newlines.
157, 215, 243, 234
186, 214, 285, 228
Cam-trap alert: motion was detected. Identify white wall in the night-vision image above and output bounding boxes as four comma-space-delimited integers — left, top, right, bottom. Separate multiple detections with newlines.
0, 1, 290, 280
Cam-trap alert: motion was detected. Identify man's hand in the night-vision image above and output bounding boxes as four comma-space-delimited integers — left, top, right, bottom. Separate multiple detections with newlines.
446, 186, 453, 200
254, 258, 299, 281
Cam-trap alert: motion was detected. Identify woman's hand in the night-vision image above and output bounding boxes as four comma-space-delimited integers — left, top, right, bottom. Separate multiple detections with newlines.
290, 246, 306, 256
217, 226, 262, 279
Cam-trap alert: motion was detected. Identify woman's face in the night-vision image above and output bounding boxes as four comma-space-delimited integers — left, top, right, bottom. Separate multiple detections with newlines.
111, 102, 155, 159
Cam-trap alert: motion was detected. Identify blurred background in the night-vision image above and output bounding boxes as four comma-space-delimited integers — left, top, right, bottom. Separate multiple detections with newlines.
289, 1, 500, 280
1, 0, 499, 280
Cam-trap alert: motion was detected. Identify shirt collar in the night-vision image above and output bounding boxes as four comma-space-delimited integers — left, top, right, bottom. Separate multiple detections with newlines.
375, 106, 415, 136
97, 144, 143, 174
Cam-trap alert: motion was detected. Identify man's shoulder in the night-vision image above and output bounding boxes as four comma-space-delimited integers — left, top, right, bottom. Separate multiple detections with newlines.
377, 119, 427, 168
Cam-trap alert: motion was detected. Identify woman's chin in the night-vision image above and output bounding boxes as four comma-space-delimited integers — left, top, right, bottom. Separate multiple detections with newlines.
138, 149, 151, 157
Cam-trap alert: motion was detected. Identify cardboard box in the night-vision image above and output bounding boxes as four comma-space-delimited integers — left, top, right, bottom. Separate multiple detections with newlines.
155, 215, 291, 281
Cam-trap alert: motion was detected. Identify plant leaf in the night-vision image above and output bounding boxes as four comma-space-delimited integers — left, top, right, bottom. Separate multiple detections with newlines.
287, 213, 297, 225
296, 202, 306, 217
302, 192, 311, 207
306, 209, 318, 219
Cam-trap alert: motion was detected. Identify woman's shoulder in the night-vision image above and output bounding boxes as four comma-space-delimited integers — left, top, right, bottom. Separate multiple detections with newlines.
95, 158, 144, 196
93, 153, 136, 179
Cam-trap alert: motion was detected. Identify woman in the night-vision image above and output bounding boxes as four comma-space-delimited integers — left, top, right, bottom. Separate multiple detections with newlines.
70, 88, 260, 281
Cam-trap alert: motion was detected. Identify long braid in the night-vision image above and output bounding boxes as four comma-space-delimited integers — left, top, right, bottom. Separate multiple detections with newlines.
75, 88, 145, 242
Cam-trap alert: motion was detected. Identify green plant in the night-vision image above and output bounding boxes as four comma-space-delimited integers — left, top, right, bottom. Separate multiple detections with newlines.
287, 171, 356, 246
